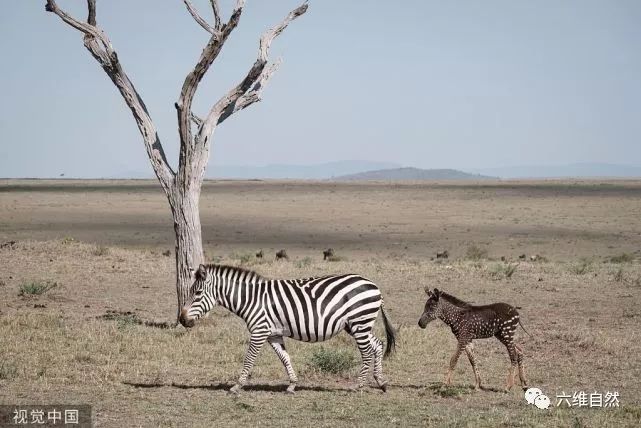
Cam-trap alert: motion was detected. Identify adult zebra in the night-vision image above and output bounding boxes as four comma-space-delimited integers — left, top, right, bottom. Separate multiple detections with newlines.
179, 264, 396, 394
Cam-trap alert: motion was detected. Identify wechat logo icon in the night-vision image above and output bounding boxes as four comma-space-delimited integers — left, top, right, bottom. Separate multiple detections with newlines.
525, 387, 551, 410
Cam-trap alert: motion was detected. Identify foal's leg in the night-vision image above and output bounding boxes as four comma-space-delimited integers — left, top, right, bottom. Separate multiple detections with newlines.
268, 335, 298, 394
464, 342, 482, 390
515, 344, 528, 388
446, 339, 467, 385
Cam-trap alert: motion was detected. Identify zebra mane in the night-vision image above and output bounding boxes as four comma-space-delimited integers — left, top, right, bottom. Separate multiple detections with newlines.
439, 291, 472, 308
207, 264, 267, 282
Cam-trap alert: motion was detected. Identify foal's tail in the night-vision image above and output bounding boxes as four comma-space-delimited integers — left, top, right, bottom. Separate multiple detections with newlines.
518, 318, 533, 339
381, 301, 396, 358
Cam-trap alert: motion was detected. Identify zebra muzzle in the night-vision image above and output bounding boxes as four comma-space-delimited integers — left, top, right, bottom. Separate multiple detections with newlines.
179, 308, 195, 328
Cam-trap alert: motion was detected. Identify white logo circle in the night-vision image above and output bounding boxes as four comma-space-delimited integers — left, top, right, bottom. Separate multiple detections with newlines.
535, 394, 551, 409
525, 387, 543, 405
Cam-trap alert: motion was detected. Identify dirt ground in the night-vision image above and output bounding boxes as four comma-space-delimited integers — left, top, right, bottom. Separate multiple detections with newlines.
1, 179, 641, 427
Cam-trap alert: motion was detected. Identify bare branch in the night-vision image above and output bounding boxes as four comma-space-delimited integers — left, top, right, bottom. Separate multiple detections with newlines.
204, 2, 308, 130
191, 112, 203, 127
182, 0, 214, 34
46, 0, 175, 192
210, 0, 222, 30
175, 0, 246, 186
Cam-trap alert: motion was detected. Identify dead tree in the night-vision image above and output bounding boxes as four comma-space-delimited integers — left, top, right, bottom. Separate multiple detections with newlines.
44, 0, 308, 320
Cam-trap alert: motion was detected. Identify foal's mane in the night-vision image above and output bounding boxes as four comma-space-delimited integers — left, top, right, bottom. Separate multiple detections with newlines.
440, 291, 472, 308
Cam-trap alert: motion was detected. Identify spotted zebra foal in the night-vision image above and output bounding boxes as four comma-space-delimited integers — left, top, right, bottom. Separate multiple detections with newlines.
180, 264, 396, 394
418, 288, 530, 391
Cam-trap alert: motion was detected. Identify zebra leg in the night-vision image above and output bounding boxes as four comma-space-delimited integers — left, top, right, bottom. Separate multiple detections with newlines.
446, 342, 464, 385
515, 344, 528, 388
352, 331, 374, 390
464, 342, 482, 390
370, 335, 387, 392
268, 336, 298, 394
230, 332, 268, 395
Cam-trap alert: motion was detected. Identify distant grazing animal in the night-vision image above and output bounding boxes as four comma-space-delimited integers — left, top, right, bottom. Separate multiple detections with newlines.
275, 249, 288, 260
436, 250, 449, 260
255, 250, 264, 259
323, 248, 335, 260
518, 254, 526, 260
418, 288, 530, 391
180, 264, 396, 394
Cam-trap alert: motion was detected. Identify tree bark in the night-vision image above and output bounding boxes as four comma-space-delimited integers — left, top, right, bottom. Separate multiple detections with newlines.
44, 0, 308, 323
170, 188, 203, 312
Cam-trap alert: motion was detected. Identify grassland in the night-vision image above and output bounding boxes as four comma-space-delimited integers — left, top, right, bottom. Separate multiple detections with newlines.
1, 180, 641, 427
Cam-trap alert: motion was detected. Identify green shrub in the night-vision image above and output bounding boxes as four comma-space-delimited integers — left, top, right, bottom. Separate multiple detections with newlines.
489, 263, 517, 280
0, 361, 18, 380
19, 281, 58, 296
609, 253, 634, 264
309, 347, 356, 375
570, 258, 592, 275
465, 244, 488, 261
296, 257, 313, 268
92, 245, 109, 256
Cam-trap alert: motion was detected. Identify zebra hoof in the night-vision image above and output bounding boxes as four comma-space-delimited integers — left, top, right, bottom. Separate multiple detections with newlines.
229, 384, 242, 395
285, 384, 296, 394
379, 382, 388, 392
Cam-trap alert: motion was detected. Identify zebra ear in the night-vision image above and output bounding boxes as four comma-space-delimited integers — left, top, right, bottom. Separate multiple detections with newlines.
424, 287, 432, 296
433, 288, 441, 299
196, 264, 207, 280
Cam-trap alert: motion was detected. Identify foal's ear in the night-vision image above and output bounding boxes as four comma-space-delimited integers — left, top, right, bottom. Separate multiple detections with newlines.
433, 288, 441, 299
424, 287, 432, 296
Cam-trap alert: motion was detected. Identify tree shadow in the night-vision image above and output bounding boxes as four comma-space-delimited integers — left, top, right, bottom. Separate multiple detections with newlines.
123, 381, 353, 393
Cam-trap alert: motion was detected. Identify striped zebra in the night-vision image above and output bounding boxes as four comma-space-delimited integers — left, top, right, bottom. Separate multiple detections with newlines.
179, 264, 396, 394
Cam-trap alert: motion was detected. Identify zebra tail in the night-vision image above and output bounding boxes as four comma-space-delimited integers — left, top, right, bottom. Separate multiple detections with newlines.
519, 319, 533, 339
381, 303, 396, 358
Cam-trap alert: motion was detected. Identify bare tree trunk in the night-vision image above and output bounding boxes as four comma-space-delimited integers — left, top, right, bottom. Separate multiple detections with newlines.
170, 188, 203, 312
44, 0, 308, 322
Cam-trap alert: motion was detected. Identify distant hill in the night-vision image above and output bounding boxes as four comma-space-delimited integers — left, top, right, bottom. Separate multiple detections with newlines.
333, 167, 497, 181
471, 163, 641, 179
206, 160, 402, 179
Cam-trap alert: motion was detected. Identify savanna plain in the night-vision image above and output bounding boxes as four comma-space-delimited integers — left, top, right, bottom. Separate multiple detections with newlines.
1, 179, 641, 427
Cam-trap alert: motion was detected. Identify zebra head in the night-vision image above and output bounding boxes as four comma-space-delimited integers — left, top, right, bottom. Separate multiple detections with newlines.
418, 288, 441, 328
179, 264, 216, 328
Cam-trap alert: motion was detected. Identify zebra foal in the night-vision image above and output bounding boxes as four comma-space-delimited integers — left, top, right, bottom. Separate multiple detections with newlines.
418, 288, 530, 391
179, 264, 396, 394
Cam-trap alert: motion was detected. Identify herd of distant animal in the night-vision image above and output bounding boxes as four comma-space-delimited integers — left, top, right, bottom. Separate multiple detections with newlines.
179, 248, 531, 394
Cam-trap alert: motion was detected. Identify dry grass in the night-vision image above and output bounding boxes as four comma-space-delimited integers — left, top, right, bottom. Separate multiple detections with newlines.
1, 180, 641, 426
0, 240, 640, 426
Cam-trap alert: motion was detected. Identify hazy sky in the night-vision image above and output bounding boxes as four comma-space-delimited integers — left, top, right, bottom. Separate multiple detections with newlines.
1, 0, 640, 177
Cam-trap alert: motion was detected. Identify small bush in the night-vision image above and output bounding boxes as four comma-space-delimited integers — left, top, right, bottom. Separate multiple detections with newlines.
296, 257, 313, 268
309, 347, 356, 375
465, 244, 488, 261
327, 255, 346, 262
614, 267, 624, 283
92, 245, 109, 256
570, 258, 592, 275
19, 281, 58, 296
489, 263, 517, 280
0, 361, 18, 380
609, 253, 634, 264
428, 384, 472, 398
60, 237, 75, 245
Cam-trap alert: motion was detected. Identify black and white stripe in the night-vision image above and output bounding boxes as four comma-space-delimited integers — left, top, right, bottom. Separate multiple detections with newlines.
179, 264, 396, 394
